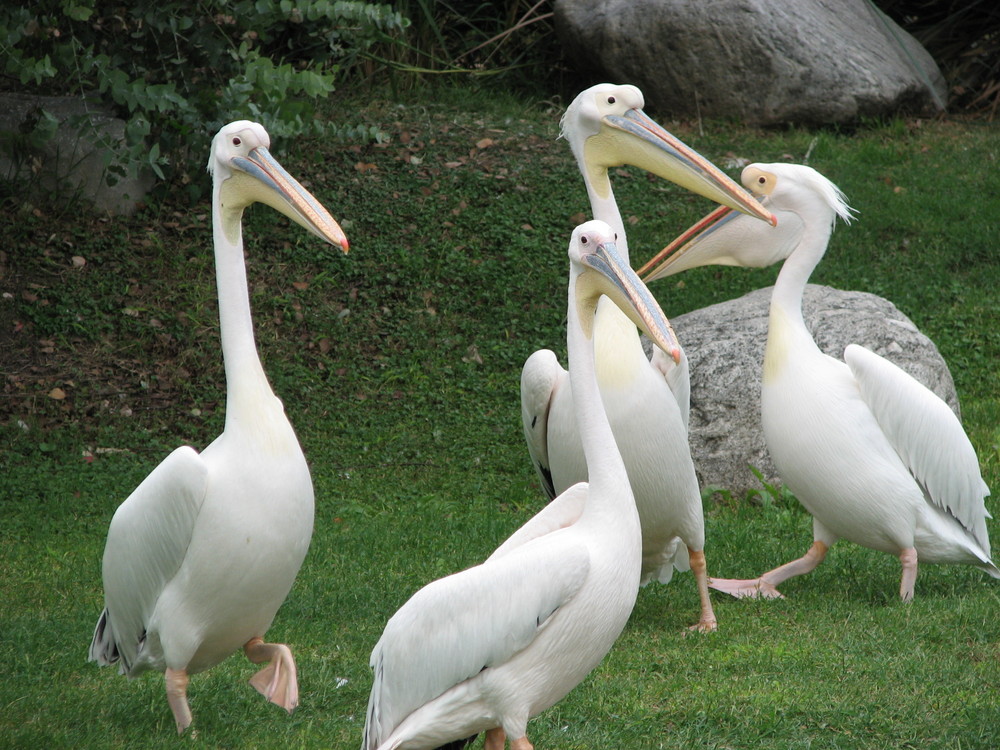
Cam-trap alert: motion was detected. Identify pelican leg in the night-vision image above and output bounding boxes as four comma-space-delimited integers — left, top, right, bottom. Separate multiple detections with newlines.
899, 547, 918, 602
244, 636, 299, 713
510, 736, 534, 750
165, 667, 193, 734
485, 728, 506, 750
709, 541, 829, 600
688, 549, 718, 632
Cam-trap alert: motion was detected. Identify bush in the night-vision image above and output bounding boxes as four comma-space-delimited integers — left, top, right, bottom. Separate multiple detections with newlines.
1, 0, 408, 195
877, 0, 1000, 117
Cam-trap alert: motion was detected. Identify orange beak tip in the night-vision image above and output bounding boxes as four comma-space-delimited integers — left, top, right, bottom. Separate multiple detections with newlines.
340, 238, 350, 253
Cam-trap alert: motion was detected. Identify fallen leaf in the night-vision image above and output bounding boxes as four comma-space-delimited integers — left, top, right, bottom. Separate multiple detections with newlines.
476, 137, 495, 149
462, 345, 483, 364
48, 387, 66, 400
71, 255, 86, 268
292, 281, 309, 291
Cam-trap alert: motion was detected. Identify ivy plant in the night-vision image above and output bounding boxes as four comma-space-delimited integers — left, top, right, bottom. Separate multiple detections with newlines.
1, 0, 408, 196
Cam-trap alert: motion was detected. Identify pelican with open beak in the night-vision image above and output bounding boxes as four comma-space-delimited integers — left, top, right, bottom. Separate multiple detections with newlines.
521, 84, 775, 632
638, 161, 997, 602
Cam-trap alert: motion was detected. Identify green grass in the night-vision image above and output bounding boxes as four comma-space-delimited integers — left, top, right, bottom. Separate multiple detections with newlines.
2, 83, 1000, 748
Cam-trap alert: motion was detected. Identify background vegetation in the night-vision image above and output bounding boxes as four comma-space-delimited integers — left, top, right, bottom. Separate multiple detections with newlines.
2, 1, 1000, 748
4, 0, 995, 199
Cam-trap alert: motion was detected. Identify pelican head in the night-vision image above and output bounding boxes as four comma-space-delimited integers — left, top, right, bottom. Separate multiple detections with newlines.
209, 120, 349, 252
639, 162, 855, 281
561, 84, 776, 225
571, 220, 681, 363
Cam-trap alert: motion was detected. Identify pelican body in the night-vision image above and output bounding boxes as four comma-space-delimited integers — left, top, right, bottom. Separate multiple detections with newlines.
640, 162, 998, 600
521, 84, 776, 631
88, 121, 349, 732
363, 221, 682, 750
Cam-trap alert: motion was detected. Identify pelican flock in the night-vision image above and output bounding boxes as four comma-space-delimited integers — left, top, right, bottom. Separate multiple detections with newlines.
363, 220, 681, 750
88, 121, 349, 733
81, 84, 997, 747
640, 162, 999, 600
520, 83, 776, 631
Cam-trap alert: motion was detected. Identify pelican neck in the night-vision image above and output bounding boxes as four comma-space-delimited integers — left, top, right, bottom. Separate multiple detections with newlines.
566, 267, 631, 509
212, 183, 275, 416
769, 214, 833, 328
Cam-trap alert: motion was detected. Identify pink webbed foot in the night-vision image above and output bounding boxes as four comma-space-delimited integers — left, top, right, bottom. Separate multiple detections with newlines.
708, 577, 785, 600
244, 637, 299, 713
165, 667, 194, 734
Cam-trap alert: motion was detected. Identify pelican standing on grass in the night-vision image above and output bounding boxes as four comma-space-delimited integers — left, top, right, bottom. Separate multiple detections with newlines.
363, 220, 682, 750
520, 83, 776, 631
88, 121, 349, 733
639, 161, 999, 600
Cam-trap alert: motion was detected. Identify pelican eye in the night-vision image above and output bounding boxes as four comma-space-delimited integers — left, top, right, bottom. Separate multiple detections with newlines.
607, 96, 616, 104
580, 236, 589, 245
758, 176, 766, 184
232, 136, 242, 146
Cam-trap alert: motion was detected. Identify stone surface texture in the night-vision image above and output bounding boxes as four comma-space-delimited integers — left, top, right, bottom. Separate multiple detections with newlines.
0, 93, 153, 215
656, 284, 959, 495
555, 0, 947, 125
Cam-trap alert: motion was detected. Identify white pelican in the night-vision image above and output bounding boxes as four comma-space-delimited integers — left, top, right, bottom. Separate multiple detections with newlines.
639, 161, 999, 601
363, 220, 682, 750
88, 121, 349, 733
521, 83, 776, 631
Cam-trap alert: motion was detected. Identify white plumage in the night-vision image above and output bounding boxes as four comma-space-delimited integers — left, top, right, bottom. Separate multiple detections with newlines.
363, 220, 682, 750
88, 121, 349, 732
640, 161, 998, 600
521, 84, 776, 631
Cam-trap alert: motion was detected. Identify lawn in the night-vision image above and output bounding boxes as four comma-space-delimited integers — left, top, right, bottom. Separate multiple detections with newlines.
2, 83, 999, 748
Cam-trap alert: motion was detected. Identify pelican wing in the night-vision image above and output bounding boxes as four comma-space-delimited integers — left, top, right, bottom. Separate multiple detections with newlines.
364, 537, 590, 749
90, 446, 209, 673
488, 481, 588, 561
844, 344, 991, 549
520, 349, 567, 500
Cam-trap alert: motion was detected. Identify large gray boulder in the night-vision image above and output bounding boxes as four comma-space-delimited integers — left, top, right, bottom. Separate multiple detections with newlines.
0, 93, 153, 215
555, 0, 947, 125
669, 284, 959, 496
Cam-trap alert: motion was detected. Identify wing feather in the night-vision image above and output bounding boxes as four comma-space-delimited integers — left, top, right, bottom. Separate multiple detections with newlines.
89, 446, 209, 673
487, 482, 588, 562
520, 349, 566, 499
363, 538, 590, 749
844, 344, 991, 550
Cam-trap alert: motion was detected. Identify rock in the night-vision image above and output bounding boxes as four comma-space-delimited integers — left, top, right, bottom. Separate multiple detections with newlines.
0, 93, 154, 215
665, 284, 959, 496
554, 0, 947, 125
